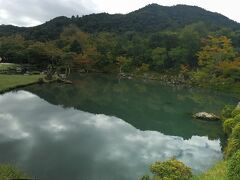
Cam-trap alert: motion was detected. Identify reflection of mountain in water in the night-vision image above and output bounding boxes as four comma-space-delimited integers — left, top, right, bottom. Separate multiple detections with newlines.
0, 91, 222, 180
23, 74, 236, 140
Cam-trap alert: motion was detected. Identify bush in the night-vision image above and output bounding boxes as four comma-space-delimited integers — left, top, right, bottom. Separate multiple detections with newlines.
192, 70, 209, 84
193, 161, 227, 180
231, 107, 240, 117
233, 114, 240, 123
231, 123, 240, 140
223, 118, 235, 135
140, 175, 151, 180
150, 159, 192, 180
227, 150, 240, 180
0, 164, 28, 180
225, 138, 240, 158
225, 123, 240, 158
221, 105, 235, 120
223, 115, 240, 135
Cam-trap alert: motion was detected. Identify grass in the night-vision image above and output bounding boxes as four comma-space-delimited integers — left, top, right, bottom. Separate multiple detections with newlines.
192, 161, 227, 180
0, 63, 18, 71
0, 164, 30, 180
0, 74, 43, 93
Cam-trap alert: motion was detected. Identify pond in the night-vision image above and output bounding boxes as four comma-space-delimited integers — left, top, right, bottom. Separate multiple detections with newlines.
0, 74, 237, 180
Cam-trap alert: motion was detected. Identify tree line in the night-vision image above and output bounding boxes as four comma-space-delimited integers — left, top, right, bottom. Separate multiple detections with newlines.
0, 22, 240, 86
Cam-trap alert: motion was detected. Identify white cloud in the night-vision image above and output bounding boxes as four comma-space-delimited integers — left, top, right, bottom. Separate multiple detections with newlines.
0, 0, 97, 26
0, 90, 223, 175
0, 9, 9, 19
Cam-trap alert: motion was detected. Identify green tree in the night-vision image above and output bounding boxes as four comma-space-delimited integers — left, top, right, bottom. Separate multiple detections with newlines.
197, 36, 236, 68
74, 47, 100, 72
60, 25, 90, 53
94, 32, 117, 67
179, 27, 201, 67
116, 56, 132, 74
69, 40, 82, 53
27, 42, 63, 67
151, 47, 167, 70
149, 32, 178, 50
216, 59, 240, 81
0, 35, 27, 64
168, 47, 188, 67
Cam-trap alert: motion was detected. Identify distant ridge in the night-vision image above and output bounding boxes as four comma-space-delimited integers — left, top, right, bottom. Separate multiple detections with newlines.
0, 4, 239, 40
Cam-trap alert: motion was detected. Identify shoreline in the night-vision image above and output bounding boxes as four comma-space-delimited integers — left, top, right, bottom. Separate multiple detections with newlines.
116, 72, 240, 98
1, 72, 239, 99
0, 74, 73, 94
0, 81, 42, 94
0, 74, 44, 94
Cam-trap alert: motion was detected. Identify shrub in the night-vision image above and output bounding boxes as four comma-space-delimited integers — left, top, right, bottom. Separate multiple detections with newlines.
234, 114, 240, 122
137, 63, 150, 74
231, 107, 240, 117
223, 115, 240, 135
140, 175, 151, 180
225, 123, 240, 158
150, 159, 192, 180
0, 164, 28, 180
192, 70, 209, 84
225, 138, 240, 158
227, 150, 240, 180
221, 105, 235, 120
223, 118, 235, 135
231, 123, 240, 140
193, 161, 227, 180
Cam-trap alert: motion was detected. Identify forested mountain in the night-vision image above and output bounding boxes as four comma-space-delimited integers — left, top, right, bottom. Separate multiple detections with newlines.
1, 3, 240, 91
0, 4, 239, 41
1, 4, 240, 180
77, 4, 239, 33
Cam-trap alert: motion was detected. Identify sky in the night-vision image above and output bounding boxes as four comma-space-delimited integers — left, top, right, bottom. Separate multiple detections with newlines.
0, 0, 239, 27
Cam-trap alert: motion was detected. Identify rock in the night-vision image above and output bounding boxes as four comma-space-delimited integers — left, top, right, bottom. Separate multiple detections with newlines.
119, 73, 127, 77
59, 74, 67, 79
237, 102, 240, 108
193, 112, 220, 121
16, 67, 22, 73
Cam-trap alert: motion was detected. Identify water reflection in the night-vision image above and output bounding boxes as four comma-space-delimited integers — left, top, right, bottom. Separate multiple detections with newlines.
23, 74, 236, 139
0, 91, 222, 180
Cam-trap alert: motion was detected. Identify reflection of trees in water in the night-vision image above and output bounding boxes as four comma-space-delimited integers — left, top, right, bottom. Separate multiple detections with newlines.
0, 91, 224, 178
176, 85, 236, 109
23, 74, 235, 140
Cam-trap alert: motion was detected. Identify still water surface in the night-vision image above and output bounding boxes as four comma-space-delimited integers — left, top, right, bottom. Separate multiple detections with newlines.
0, 74, 237, 179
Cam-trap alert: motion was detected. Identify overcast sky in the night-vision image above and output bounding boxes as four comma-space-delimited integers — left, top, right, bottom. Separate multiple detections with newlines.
0, 0, 239, 27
